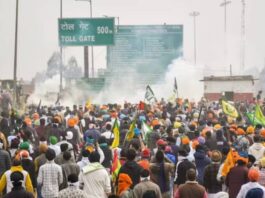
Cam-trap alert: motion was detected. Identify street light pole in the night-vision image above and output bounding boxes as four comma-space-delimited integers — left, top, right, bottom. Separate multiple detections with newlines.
190, 11, 200, 65
220, 0, 231, 65
59, 0, 63, 92
13, 0, 19, 106
89, 0, 94, 78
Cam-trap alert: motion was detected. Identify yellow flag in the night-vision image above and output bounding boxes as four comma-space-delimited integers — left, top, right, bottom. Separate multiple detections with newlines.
111, 119, 120, 148
85, 98, 92, 109
255, 105, 265, 126
221, 149, 236, 177
126, 119, 136, 141
222, 100, 238, 118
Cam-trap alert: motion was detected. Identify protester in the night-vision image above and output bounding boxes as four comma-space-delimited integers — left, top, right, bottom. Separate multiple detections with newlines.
226, 158, 249, 198
194, 144, 211, 184
237, 168, 265, 198
133, 169, 162, 198
0, 138, 11, 177
174, 168, 207, 198
0, 158, 34, 195
174, 148, 196, 187
204, 150, 223, 197
60, 151, 80, 189
79, 151, 111, 198
34, 143, 48, 174
138, 148, 151, 170
248, 135, 265, 162
3, 171, 34, 198
20, 150, 37, 192
117, 148, 143, 188
117, 173, 133, 197
258, 157, 265, 186
1, 95, 265, 198
37, 148, 63, 198
58, 173, 87, 198
150, 150, 175, 198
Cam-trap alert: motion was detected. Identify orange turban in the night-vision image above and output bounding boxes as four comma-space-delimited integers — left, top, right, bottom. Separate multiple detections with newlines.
68, 118, 76, 127
236, 128, 245, 135
24, 117, 32, 126
182, 137, 190, 145
260, 129, 265, 138
118, 173, 132, 196
248, 168, 260, 182
246, 126, 254, 134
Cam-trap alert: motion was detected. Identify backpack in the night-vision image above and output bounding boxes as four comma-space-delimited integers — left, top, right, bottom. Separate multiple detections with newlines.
246, 188, 264, 198
142, 190, 157, 198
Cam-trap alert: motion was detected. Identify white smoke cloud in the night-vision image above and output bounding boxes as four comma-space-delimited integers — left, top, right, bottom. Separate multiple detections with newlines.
27, 75, 63, 105
28, 59, 204, 106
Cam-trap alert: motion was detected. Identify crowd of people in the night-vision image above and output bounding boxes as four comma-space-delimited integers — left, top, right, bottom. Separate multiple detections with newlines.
0, 97, 265, 198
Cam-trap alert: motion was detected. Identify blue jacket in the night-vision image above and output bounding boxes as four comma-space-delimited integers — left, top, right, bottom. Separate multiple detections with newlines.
194, 150, 211, 184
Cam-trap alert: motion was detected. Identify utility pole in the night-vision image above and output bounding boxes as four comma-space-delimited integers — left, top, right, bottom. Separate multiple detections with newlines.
220, 0, 231, 65
240, 0, 246, 71
190, 11, 200, 65
13, 0, 19, 106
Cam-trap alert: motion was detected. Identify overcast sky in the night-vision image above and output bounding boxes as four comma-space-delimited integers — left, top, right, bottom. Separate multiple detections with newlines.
0, 0, 264, 81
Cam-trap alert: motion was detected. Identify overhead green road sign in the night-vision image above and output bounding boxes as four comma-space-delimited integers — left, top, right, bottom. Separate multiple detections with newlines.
58, 18, 114, 46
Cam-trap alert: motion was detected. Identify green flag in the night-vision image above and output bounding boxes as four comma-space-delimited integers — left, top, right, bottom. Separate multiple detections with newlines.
255, 105, 265, 126
246, 112, 263, 126
141, 121, 152, 141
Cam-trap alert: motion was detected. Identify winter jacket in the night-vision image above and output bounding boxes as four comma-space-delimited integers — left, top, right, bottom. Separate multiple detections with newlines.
150, 162, 174, 193
225, 165, 249, 198
194, 150, 211, 184
175, 181, 207, 198
22, 159, 37, 188
205, 138, 217, 151
0, 149, 11, 177
99, 143, 112, 169
203, 162, 222, 194
0, 165, 33, 194
216, 139, 229, 152
174, 158, 196, 185
48, 124, 64, 141
61, 161, 80, 189
248, 143, 265, 161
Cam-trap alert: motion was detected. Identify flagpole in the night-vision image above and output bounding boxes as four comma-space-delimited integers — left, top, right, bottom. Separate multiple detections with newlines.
198, 105, 203, 123
253, 105, 257, 126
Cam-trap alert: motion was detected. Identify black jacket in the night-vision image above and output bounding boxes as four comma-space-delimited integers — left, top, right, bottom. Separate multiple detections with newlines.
100, 144, 112, 169
21, 159, 37, 188
175, 159, 196, 185
118, 160, 143, 188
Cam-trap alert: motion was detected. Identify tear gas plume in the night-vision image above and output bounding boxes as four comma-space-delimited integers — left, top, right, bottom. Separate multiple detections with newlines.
28, 59, 204, 106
